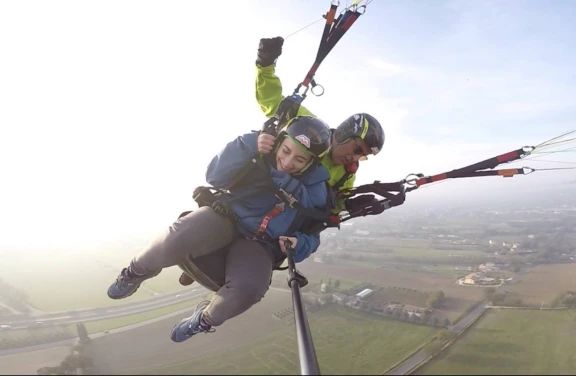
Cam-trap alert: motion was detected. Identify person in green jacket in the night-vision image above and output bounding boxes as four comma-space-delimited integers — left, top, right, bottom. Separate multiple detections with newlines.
255, 36, 385, 214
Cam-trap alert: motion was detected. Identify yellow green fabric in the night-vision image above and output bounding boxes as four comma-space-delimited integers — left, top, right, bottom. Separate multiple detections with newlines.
255, 64, 356, 213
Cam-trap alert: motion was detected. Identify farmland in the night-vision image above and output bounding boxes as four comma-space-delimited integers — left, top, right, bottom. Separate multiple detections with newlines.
506, 263, 576, 306
52, 289, 439, 375
146, 305, 439, 375
416, 309, 576, 375
298, 262, 484, 322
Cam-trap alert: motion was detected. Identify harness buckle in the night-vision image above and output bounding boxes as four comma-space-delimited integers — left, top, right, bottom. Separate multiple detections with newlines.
276, 188, 298, 208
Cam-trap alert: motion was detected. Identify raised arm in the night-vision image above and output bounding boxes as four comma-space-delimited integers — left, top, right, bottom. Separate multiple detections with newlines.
255, 37, 315, 119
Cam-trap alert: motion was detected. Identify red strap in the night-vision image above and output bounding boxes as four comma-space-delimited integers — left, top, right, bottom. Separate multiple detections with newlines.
346, 161, 359, 173
329, 214, 341, 225
252, 203, 285, 240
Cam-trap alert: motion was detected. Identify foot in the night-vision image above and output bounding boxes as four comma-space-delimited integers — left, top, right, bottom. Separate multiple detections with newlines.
170, 300, 214, 342
179, 272, 195, 286
107, 267, 157, 300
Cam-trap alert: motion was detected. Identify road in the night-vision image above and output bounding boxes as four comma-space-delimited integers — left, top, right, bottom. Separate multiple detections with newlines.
0, 304, 199, 357
0, 286, 297, 358
387, 300, 489, 376
387, 267, 531, 375
1, 287, 208, 330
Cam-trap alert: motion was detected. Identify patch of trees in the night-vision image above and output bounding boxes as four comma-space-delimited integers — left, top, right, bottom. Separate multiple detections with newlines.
317, 278, 342, 293
427, 291, 445, 309
484, 288, 523, 307
371, 306, 449, 328
37, 344, 95, 375
520, 231, 576, 263
551, 292, 576, 308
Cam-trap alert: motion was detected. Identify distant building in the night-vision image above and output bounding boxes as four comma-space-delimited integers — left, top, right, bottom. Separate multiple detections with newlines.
463, 273, 479, 285
332, 293, 347, 304
479, 262, 499, 272
462, 272, 498, 285
477, 277, 496, 285
356, 288, 373, 299
320, 283, 327, 293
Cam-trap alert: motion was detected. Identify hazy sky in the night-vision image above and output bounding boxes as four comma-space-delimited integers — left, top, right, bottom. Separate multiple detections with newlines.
1, 0, 575, 252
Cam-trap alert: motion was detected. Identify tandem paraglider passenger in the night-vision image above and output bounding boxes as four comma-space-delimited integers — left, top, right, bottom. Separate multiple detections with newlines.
106, 116, 333, 342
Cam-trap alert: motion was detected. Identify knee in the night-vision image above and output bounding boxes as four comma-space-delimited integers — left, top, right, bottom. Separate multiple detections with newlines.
229, 281, 269, 305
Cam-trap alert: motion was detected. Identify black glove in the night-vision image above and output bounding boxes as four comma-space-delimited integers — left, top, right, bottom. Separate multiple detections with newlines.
345, 194, 380, 215
256, 37, 284, 67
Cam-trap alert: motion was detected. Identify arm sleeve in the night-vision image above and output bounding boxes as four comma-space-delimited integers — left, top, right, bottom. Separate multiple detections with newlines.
205, 133, 259, 190
255, 64, 316, 118
292, 231, 321, 263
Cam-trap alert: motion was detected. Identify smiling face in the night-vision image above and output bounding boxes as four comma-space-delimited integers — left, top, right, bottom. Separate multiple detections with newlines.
276, 136, 314, 174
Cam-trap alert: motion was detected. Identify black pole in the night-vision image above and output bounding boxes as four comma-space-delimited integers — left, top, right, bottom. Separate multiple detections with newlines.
285, 243, 321, 375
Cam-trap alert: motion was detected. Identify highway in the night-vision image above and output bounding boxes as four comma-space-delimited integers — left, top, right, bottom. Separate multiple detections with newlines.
1, 287, 208, 330
0, 304, 198, 357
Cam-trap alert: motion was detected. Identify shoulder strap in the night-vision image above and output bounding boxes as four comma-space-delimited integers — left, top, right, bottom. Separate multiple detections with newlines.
262, 95, 303, 136
332, 161, 358, 191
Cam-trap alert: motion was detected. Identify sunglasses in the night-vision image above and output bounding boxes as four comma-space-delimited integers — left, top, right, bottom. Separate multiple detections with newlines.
353, 145, 365, 155
352, 138, 370, 155
353, 142, 370, 161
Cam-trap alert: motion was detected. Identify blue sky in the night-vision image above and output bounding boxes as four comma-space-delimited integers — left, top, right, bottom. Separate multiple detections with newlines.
0, 0, 574, 251
259, 0, 576, 188
318, 0, 576, 141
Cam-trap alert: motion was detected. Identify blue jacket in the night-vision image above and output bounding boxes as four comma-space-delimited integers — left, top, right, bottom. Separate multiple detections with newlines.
206, 132, 330, 263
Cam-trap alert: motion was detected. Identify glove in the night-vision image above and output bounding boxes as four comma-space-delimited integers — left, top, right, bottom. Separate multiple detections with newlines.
256, 37, 284, 67
345, 194, 379, 215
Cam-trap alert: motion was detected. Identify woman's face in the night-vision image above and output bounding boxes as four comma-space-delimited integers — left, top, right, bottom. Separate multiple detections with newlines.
276, 137, 313, 174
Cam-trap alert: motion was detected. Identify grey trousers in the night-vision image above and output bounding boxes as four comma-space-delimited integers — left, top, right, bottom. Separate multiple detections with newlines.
130, 206, 276, 327
199, 238, 276, 327
130, 207, 237, 275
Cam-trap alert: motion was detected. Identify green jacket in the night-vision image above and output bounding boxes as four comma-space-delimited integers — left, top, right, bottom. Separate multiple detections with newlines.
255, 63, 356, 213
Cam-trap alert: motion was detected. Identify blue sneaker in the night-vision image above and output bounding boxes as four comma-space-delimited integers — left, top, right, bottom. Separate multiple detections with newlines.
170, 300, 215, 342
107, 267, 157, 300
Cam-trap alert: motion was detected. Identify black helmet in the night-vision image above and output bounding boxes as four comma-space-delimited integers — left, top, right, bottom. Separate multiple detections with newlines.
276, 115, 332, 162
334, 113, 385, 155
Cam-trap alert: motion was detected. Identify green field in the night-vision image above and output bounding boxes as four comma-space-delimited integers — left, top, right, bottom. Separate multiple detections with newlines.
417, 309, 576, 375
147, 305, 439, 375
367, 286, 430, 308
507, 263, 576, 306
